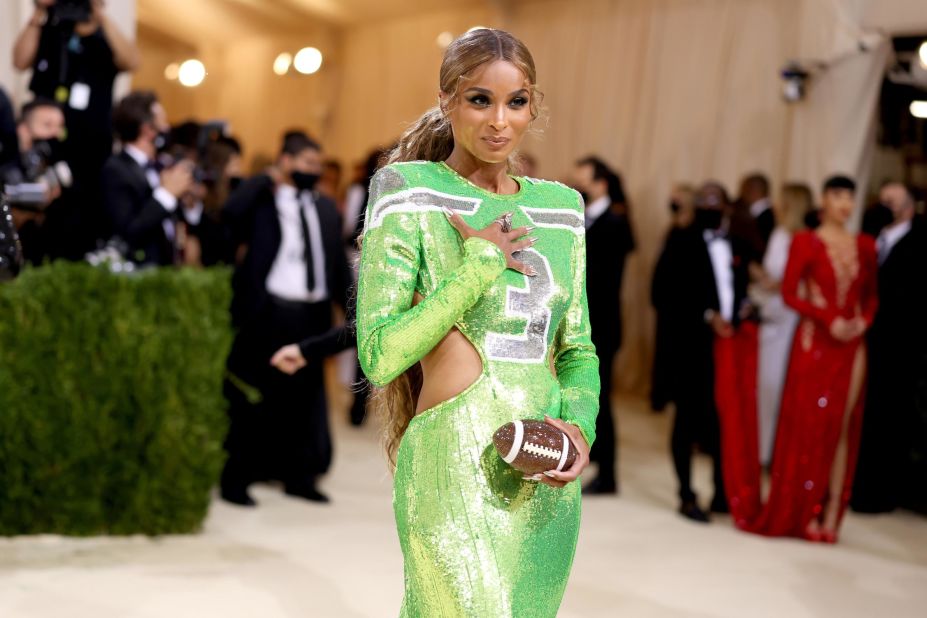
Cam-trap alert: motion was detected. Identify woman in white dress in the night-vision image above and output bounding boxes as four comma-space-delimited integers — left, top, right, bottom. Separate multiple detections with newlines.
752, 183, 814, 466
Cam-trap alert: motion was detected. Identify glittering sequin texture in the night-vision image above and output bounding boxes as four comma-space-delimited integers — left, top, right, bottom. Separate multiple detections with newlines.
356, 161, 600, 617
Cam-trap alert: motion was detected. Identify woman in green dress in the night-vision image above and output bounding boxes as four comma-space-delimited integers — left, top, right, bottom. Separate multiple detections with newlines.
356, 28, 600, 617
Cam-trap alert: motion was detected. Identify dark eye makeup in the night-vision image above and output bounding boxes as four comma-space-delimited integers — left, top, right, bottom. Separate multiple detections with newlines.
465, 92, 530, 108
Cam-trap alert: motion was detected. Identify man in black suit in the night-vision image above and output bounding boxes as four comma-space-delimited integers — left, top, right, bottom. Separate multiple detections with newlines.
571, 156, 634, 495
652, 182, 752, 522
736, 172, 774, 257
102, 91, 194, 265
221, 132, 352, 507
853, 182, 927, 514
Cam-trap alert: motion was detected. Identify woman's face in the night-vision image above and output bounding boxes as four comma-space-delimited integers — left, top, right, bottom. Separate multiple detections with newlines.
442, 60, 533, 164
821, 188, 854, 226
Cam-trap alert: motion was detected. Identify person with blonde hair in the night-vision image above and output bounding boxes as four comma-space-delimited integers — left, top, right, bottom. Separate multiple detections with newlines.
355, 28, 599, 616
752, 182, 813, 466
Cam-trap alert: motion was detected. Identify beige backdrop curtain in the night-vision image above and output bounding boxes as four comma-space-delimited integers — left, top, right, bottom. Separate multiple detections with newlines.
486, 0, 889, 394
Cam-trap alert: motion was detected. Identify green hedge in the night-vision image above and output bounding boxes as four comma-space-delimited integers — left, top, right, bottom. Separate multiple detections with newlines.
0, 263, 232, 536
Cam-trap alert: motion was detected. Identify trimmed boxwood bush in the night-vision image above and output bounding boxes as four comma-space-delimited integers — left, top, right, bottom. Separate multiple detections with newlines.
0, 263, 232, 536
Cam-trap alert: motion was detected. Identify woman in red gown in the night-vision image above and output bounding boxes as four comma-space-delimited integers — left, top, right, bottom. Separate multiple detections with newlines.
717, 175, 878, 543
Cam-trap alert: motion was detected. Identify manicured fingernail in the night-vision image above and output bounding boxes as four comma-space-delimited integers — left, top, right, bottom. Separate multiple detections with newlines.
523, 474, 542, 481
528, 236, 538, 245
526, 266, 538, 277
442, 206, 454, 218
543, 471, 556, 478
525, 226, 536, 232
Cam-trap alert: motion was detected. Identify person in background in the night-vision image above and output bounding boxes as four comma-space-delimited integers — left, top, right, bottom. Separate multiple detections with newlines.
651, 183, 697, 413
737, 172, 774, 257
668, 183, 696, 229
7, 98, 67, 264
185, 135, 242, 267
853, 182, 927, 514
860, 181, 895, 239
13, 0, 140, 258
101, 91, 195, 266
652, 182, 751, 522
572, 155, 634, 495
317, 158, 343, 205
750, 175, 877, 542
221, 131, 352, 507
752, 183, 813, 467
337, 146, 387, 426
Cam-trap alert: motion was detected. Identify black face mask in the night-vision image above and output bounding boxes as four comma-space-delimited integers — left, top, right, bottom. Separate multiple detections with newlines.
29, 138, 64, 163
227, 175, 244, 192
292, 171, 321, 192
695, 208, 723, 230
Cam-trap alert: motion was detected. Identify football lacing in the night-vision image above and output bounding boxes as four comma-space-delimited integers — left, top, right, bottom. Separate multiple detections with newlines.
523, 442, 561, 460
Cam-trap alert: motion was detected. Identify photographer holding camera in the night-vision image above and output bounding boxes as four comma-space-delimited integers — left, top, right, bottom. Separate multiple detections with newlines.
0, 87, 23, 281
0, 98, 71, 264
102, 91, 195, 266
13, 0, 140, 258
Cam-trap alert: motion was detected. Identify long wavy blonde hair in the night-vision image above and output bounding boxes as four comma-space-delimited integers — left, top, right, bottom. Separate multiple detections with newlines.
370, 28, 543, 469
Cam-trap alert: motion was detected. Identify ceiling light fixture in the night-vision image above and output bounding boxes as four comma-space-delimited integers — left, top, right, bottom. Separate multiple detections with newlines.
178, 59, 206, 88
294, 47, 323, 75
273, 52, 293, 76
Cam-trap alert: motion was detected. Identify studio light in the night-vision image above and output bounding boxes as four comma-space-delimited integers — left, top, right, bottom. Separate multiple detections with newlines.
294, 47, 323, 75
911, 101, 927, 119
919, 41, 927, 69
164, 63, 180, 81
273, 52, 293, 76
178, 59, 206, 88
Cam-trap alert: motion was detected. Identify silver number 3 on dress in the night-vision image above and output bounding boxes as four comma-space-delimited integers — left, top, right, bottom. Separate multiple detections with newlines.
484, 249, 554, 363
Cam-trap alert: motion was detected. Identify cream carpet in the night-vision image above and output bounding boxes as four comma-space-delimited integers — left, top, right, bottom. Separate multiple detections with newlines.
1, 393, 925, 617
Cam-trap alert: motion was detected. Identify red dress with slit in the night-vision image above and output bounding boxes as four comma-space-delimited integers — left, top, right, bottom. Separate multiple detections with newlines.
716, 231, 878, 538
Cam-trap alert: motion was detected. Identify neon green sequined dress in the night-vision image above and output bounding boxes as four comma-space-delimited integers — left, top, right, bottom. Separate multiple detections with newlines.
356, 160, 600, 618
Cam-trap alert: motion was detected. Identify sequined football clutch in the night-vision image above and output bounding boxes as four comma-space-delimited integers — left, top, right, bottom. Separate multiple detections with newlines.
492, 419, 577, 476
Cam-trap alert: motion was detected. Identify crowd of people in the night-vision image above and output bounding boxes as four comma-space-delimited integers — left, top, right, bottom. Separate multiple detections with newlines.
650, 172, 927, 542
1, 2, 924, 545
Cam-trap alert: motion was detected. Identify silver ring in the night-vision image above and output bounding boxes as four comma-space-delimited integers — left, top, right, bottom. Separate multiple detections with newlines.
494, 212, 513, 233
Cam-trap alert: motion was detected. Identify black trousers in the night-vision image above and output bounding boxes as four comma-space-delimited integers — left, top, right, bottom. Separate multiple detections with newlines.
669, 346, 724, 504
589, 338, 619, 484
223, 296, 333, 491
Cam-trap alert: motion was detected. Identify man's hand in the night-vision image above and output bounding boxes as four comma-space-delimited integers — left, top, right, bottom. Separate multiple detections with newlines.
160, 161, 194, 199
710, 312, 734, 338
270, 344, 307, 375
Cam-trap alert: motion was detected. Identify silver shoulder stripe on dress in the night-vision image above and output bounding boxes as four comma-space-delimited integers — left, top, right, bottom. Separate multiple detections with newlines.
520, 206, 584, 234
366, 188, 483, 230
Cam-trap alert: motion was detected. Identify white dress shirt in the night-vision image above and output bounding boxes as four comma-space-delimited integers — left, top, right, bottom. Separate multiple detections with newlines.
749, 197, 771, 218
266, 185, 329, 302
877, 219, 912, 265
584, 195, 610, 229
704, 230, 735, 322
